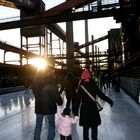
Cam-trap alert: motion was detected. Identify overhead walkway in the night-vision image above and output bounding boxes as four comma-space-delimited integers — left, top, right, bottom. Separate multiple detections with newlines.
0, 87, 140, 140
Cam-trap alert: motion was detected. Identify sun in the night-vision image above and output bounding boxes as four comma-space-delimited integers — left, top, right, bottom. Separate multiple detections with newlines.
28, 57, 48, 70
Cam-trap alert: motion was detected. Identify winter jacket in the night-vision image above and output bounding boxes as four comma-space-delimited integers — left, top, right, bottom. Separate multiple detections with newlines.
32, 73, 62, 115
57, 106, 79, 136
60, 73, 76, 99
74, 80, 113, 127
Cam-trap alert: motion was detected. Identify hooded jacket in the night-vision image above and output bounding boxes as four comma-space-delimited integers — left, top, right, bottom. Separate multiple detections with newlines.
57, 106, 79, 136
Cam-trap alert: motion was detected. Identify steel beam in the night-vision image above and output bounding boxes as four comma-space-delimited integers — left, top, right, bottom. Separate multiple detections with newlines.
0, 8, 119, 31
42, 0, 96, 17
76, 35, 108, 50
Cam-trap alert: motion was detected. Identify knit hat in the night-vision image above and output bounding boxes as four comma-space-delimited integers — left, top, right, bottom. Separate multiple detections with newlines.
63, 107, 71, 116
81, 69, 91, 80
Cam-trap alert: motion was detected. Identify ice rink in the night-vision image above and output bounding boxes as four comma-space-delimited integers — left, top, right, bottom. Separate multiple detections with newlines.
0, 88, 140, 140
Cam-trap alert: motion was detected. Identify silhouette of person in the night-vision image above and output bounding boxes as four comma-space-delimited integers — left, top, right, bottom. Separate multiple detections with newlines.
32, 64, 62, 140
59, 72, 76, 114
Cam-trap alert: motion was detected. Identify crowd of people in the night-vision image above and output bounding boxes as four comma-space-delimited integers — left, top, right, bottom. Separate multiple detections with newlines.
31, 65, 114, 140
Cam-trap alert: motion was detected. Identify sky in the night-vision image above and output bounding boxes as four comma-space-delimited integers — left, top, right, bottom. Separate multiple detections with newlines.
0, 0, 121, 63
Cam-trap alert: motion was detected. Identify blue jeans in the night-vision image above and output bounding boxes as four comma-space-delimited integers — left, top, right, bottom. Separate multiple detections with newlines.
34, 114, 55, 140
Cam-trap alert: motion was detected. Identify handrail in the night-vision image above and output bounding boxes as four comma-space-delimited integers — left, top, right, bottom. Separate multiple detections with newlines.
0, 16, 20, 23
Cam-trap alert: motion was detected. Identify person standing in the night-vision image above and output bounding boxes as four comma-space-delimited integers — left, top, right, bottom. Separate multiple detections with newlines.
32, 65, 62, 140
74, 69, 113, 140
59, 72, 76, 114
56, 106, 79, 140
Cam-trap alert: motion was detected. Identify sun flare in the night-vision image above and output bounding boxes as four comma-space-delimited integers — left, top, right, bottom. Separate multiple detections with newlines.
29, 58, 47, 70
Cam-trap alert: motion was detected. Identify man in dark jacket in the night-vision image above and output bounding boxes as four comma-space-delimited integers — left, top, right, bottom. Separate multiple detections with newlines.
32, 65, 62, 140
59, 72, 76, 114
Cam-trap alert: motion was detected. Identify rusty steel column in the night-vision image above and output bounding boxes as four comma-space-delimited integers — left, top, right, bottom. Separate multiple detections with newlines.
66, 0, 74, 73
20, 35, 23, 66
85, 4, 90, 69
85, 19, 89, 69
66, 22, 74, 73
91, 35, 94, 70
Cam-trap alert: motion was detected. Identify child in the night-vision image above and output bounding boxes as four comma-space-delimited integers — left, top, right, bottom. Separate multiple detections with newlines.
56, 106, 79, 140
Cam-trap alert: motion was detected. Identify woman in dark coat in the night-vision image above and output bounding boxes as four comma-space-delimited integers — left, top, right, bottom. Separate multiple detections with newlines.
74, 69, 113, 140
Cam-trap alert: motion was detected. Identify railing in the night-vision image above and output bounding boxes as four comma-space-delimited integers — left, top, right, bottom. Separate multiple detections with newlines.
46, 51, 109, 59
19, 0, 34, 6
102, 0, 119, 5
74, 0, 120, 12
0, 16, 20, 23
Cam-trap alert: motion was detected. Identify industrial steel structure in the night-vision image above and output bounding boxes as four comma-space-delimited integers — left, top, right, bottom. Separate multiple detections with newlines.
0, 0, 140, 101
